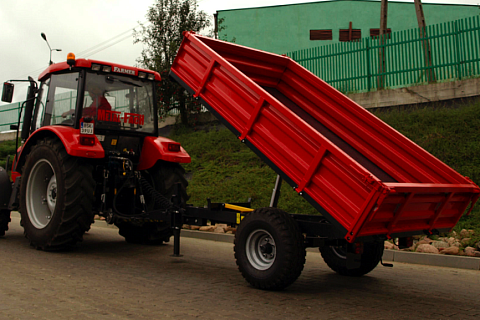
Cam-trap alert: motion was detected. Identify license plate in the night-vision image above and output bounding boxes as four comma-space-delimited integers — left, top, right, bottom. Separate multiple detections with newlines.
81, 122, 94, 135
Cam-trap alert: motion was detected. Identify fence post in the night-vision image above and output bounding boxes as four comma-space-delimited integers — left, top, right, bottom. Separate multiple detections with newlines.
454, 20, 462, 80
366, 38, 371, 91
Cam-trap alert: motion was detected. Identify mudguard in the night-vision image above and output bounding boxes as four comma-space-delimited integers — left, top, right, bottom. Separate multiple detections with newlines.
0, 167, 11, 209
14, 126, 105, 174
137, 136, 191, 171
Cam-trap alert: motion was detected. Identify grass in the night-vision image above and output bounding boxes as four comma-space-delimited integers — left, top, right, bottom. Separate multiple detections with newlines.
171, 100, 480, 235
171, 125, 318, 215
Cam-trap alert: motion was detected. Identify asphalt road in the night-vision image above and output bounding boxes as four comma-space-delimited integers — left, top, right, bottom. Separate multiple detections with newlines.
1, 215, 479, 320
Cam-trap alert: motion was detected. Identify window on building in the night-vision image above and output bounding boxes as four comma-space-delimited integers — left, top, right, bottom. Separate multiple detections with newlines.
339, 22, 361, 42
310, 30, 333, 41
370, 28, 392, 39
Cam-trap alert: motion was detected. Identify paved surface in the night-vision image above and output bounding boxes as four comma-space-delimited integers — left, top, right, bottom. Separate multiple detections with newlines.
1, 216, 480, 320
181, 229, 480, 271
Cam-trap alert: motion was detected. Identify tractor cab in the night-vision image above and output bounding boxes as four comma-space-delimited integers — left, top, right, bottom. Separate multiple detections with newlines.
31, 54, 161, 157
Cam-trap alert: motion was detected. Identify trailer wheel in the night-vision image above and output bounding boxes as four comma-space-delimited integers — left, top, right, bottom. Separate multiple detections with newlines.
320, 241, 384, 276
234, 208, 305, 290
0, 210, 10, 237
116, 162, 188, 244
19, 138, 95, 250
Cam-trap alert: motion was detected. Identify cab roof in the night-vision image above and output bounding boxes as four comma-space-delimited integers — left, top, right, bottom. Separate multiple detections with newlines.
38, 57, 161, 82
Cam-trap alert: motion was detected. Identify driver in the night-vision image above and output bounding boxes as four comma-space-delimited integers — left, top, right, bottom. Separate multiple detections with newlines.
82, 86, 112, 118
62, 85, 112, 119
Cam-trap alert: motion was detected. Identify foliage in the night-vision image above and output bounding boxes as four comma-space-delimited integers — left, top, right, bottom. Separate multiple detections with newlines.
0, 139, 17, 169
134, 0, 210, 126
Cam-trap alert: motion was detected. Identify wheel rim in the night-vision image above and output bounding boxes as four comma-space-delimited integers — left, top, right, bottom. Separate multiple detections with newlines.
26, 159, 56, 229
245, 229, 276, 270
331, 246, 347, 259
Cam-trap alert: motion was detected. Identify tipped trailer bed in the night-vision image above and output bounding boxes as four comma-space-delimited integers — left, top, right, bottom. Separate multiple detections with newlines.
171, 32, 480, 244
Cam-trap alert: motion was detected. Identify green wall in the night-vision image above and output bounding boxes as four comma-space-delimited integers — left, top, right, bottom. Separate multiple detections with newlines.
217, 0, 479, 54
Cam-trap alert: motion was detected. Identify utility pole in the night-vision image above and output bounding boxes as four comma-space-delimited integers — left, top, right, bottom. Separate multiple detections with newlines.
378, 0, 388, 90
414, 0, 436, 82
213, 13, 218, 39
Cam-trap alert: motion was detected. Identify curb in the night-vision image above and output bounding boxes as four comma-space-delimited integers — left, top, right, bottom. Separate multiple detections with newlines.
180, 229, 480, 271
9, 213, 480, 271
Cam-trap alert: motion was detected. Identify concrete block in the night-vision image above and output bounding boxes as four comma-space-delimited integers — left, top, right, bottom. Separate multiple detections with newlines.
392, 250, 480, 270
382, 249, 395, 262
181, 229, 234, 244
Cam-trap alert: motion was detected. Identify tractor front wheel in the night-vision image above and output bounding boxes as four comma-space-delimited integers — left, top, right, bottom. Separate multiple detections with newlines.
234, 208, 305, 290
19, 138, 95, 250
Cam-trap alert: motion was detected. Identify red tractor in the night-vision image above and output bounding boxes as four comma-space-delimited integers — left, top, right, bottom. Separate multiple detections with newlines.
0, 53, 191, 250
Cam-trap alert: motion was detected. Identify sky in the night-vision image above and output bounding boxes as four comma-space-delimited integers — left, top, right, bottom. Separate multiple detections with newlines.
1, 0, 479, 105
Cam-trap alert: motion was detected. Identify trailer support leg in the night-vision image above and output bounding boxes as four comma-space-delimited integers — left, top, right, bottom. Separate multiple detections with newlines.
269, 175, 282, 208
172, 222, 182, 257
171, 183, 183, 257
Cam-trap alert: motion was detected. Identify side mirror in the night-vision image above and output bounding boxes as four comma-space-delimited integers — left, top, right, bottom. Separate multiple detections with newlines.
2, 82, 14, 103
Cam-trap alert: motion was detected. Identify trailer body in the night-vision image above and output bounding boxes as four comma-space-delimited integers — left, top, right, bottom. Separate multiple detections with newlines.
171, 32, 480, 243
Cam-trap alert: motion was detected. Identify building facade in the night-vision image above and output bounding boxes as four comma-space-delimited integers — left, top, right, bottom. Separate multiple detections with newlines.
216, 0, 479, 54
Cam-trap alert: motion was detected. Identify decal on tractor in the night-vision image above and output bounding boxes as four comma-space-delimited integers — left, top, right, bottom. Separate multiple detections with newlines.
98, 109, 145, 126
113, 66, 135, 75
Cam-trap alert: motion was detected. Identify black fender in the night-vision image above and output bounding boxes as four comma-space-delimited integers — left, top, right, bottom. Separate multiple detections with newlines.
0, 167, 12, 210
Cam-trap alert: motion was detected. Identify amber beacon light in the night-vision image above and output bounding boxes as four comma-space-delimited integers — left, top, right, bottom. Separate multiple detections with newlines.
67, 52, 76, 67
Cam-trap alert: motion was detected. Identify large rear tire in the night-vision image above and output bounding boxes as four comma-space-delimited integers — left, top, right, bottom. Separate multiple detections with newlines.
19, 138, 95, 250
115, 161, 188, 245
320, 241, 384, 276
0, 210, 10, 237
234, 208, 305, 290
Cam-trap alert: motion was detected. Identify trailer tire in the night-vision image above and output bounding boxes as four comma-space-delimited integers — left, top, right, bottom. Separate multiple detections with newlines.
320, 241, 384, 276
116, 162, 188, 245
234, 208, 305, 290
0, 210, 10, 237
19, 138, 95, 250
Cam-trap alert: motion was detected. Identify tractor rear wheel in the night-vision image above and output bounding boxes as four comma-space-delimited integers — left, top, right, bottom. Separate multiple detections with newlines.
0, 210, 10, 237
19, 138, 95, 250
320, 241, 384, 276
234, 208, 305, 290
115, 161, 188, 245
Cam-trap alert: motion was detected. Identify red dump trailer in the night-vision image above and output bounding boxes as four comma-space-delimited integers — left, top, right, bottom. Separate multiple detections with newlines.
170, 32, 480, 290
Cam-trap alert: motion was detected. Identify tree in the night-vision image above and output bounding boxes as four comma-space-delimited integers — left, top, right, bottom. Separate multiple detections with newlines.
134, 0, 210, 126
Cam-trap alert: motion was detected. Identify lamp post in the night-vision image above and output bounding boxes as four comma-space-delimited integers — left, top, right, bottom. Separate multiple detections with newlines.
41, 33, 62, 65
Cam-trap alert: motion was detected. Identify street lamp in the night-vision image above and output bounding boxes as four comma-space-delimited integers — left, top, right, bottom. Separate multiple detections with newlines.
41, 33, 62, 65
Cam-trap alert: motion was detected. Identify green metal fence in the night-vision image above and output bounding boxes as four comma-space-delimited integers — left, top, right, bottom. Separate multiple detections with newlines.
0, 102, 23, 132
287, 15, 480, 94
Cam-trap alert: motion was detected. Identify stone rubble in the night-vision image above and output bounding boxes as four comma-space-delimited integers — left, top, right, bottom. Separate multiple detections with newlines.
383, 229, 480, 258
183, 223, 236, 235
181, 223, 479, 258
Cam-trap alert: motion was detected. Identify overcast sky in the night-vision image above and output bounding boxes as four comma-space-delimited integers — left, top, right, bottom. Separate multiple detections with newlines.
1, 0, 479, 105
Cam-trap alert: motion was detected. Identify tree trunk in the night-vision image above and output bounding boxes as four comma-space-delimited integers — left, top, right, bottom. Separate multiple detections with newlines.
179, 90, 188, 125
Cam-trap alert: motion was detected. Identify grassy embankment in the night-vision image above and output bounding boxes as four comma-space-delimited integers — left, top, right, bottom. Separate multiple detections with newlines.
170, 101, 480, 238
0, 101, 478, 239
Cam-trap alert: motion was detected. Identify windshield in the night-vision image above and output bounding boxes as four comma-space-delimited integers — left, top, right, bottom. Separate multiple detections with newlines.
82, 72, 156, 134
